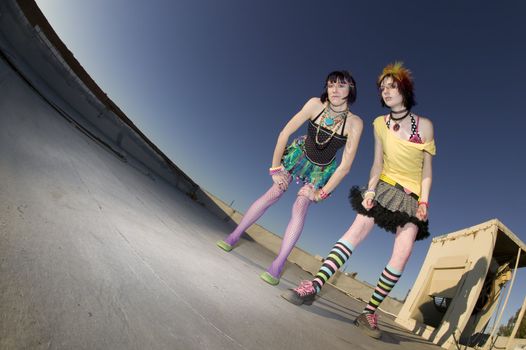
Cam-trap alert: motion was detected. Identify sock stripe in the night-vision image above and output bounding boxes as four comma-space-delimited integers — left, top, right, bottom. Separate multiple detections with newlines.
324, 259, 339, 272
374, 287, 388, 296
371, 293, 385, 303
370, 299, 381, 306
337, 239, 354, 253
316, 272, 329, 282
308, 240, 354, 293
382, 271, 401, 282
332, 248, 349, 261
334, 243, 351, 258
320, 266, 333, 276
379, 275, 396, 286
378, 281, 392, 291
380, 278, 398, 287
365, 305, 376, 313
327, 254, 344, 267
386, 265, 402, 276
312, 280, 322, 293
313, 278, 324, 287
363, 265, 402, 315
318, 268, 333, 279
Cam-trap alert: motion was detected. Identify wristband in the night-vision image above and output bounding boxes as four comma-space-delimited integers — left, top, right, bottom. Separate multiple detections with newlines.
418, 201, 429, 208
363, 190, 376, 199
269, 165, 284, 176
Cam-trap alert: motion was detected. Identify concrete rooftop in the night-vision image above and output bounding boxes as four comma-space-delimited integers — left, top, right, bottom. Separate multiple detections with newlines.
0, 1, 444, 349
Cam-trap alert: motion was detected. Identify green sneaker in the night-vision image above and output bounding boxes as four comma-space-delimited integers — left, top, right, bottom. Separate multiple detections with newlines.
216, 240, 233, 252
260, 271, 279, 285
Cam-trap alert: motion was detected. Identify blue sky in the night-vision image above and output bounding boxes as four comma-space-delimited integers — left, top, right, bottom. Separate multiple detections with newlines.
35, 0, 525, 326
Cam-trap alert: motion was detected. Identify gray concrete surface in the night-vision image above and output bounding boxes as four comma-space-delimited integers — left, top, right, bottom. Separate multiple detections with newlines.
0, 58, 442, 350
0, 1, 444, 348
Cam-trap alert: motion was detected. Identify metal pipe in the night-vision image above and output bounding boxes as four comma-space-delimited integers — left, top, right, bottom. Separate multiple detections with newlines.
505, 295, 526, 350
483, 247, 522, 350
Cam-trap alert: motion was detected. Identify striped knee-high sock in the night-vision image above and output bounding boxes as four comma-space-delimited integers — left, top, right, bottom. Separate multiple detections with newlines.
364, 265, 402, 314
312, 239, 354, 293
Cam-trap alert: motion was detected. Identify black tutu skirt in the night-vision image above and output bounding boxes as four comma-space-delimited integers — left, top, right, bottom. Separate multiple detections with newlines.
349, 181, 430, 241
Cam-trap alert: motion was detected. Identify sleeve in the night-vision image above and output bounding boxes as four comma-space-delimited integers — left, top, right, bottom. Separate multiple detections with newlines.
423, 139, 436, 155
372, 116, 386, 139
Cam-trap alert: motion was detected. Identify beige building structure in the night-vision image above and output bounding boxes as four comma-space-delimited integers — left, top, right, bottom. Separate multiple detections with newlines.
395, 219, 526, 349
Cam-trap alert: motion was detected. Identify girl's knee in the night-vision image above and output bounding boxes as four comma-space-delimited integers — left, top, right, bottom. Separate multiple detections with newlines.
342, 215, 374, 246
355, 214, 375, 227
296, 184, 315, 201
390, 246, 413, 270
292, 193, 312, 213
269, 188, 285, 201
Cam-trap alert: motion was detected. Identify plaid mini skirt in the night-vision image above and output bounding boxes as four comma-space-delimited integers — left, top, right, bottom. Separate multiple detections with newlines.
349, 180, 430, 241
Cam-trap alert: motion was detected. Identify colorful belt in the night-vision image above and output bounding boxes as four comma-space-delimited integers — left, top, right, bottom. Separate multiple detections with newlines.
379, 174, 419, 201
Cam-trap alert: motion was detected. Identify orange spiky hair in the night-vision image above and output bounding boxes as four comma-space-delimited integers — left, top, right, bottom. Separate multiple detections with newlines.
377, 61, 413, 84
377, 61, 416, 109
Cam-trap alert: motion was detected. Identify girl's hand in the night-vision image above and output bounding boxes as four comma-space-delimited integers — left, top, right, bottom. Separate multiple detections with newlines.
298, 184, 316, 201
361, 197, 375, 210
272, 172, 290, 191
416, 203, 428, 221
313, 190, 322, 202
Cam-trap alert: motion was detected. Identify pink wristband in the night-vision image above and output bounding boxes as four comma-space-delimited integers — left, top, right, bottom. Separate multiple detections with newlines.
269, 165, 284, 176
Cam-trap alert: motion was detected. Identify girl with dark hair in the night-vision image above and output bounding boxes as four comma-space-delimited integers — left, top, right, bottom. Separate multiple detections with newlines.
217, 71, 363, 286
282, 62, 436, 339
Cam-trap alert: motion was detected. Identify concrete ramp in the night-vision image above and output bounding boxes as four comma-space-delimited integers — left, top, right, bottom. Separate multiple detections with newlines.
0, 1, 442, 349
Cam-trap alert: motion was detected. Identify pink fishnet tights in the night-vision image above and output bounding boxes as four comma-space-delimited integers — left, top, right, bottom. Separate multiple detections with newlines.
266, 194, 312, 278
224, 183, 285, 246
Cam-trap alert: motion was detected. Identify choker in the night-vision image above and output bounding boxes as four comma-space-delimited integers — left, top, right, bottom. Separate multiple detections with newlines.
388, 110, 410, 131
328, 103, 348, 114
390, 108, 408, 115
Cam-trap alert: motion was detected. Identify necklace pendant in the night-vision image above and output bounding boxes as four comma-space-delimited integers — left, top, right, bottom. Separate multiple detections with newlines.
324, 117, 334, 126
393, 123, 400, 132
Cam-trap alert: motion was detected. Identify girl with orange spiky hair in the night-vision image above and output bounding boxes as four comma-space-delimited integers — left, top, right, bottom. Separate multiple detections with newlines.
283, 62, 436, 340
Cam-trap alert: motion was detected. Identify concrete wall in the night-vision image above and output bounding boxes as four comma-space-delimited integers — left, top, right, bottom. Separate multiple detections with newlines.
0, 0, 200, 197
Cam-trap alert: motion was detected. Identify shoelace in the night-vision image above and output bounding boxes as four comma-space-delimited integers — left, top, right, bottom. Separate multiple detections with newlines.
299, 280, 311, 288
366, 313, 378, 329
294, 281, 314, 296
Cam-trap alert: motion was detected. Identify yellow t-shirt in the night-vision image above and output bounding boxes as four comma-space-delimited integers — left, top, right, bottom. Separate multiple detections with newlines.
373, 116, 436, 197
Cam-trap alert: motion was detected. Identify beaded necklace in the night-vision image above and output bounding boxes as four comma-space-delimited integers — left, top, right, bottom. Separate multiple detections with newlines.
315, 107, 347, 146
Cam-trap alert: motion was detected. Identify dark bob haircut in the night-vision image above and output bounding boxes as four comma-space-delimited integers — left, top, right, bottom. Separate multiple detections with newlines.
377, 62, 416, 109
320, 70, 357, 105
